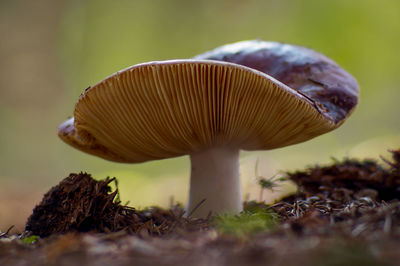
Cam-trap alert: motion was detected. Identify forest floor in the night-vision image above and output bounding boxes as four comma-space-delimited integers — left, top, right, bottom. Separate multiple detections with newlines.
1, 150, 400, 266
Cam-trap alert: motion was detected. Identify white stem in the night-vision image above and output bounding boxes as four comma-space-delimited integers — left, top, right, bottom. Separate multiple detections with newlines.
186, 148, 242, 218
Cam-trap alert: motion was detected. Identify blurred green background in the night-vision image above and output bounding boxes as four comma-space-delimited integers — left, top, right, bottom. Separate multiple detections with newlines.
1, 0, 399, 232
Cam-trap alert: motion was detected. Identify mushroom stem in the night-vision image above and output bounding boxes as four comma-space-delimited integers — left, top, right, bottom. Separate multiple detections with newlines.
187, 147, 242, 218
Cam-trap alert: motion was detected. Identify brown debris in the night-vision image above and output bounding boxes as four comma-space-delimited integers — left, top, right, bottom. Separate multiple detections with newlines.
25, 173, 210, 237
285, 149, 400, 202
266, 149, 400, 240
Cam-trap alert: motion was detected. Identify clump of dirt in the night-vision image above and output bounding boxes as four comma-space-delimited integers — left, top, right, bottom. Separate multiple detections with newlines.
259, 149, 400, 239
26, 173, 209, 237
285, 150, 400, 202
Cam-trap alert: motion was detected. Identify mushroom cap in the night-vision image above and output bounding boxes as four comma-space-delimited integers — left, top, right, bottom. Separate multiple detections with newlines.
58, 40, 359, 163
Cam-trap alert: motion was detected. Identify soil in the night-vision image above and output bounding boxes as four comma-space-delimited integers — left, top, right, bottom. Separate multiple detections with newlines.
1, 150, 400, 266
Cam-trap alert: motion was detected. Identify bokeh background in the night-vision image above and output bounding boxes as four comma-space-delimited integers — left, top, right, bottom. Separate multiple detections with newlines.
1, 0, 399, 232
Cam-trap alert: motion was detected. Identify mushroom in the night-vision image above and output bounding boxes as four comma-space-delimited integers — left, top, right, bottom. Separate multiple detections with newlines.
58, 40, 359, 218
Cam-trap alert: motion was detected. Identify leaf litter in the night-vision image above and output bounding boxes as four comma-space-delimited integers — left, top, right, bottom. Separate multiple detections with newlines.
1, 149, 400, 265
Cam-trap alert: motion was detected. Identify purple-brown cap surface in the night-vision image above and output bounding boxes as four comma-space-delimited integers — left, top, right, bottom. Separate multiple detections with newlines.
194, 40, 359, 124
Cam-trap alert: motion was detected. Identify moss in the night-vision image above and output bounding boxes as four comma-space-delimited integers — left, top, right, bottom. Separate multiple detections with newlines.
213, 209, 277, 238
